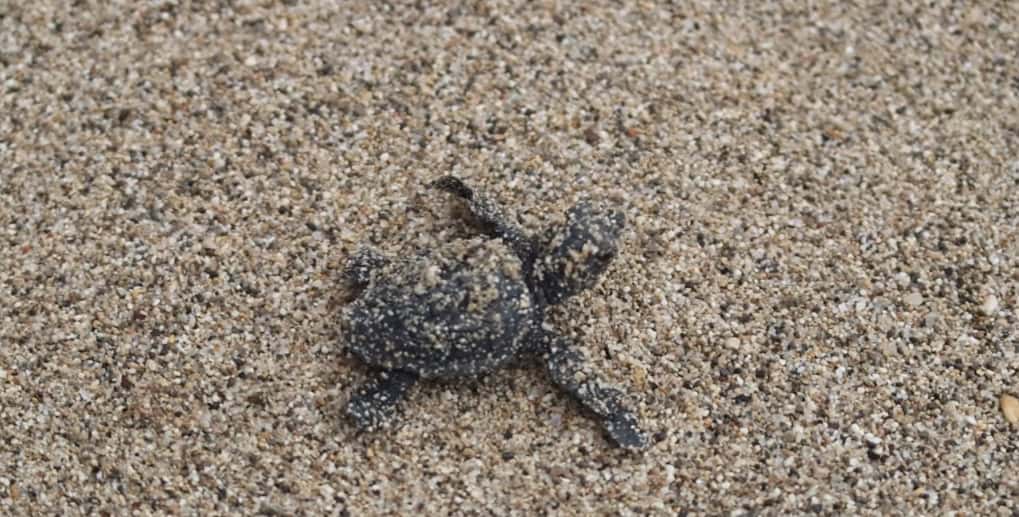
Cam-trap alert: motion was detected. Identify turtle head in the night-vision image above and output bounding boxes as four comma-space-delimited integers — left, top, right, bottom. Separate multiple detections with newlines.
533, 201, 625, 305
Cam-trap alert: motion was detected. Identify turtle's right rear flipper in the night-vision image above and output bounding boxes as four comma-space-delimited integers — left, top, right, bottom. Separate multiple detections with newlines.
345, 369, 418, 431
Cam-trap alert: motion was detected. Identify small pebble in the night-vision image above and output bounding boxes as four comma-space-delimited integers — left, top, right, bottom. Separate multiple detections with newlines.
1001, 394, 1019, 425
903, 292, 923, 308
981, 295, 999, 316
894, 272, 911, 288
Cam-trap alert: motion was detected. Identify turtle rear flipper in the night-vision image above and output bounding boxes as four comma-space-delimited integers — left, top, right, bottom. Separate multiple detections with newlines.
345, 369, 418, 431
343, 247, 388, 291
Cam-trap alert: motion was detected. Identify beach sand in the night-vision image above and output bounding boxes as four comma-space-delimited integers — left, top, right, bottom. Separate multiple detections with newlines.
1, 1, 1017, 514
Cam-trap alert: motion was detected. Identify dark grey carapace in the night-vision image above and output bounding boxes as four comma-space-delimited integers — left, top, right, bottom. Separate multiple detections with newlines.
340, 176, 648, 450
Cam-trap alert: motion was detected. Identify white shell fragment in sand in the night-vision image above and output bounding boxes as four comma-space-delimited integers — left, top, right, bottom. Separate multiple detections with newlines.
980, 294, 999, 316
1001, 394, 1019, 425
903, 291, 923, 308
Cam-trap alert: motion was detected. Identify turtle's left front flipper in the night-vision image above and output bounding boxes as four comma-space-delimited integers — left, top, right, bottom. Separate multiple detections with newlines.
544, 334, 649, 450
429, 176, 538, 269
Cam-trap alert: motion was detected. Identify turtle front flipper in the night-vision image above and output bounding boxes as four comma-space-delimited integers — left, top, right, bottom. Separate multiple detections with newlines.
345, 369, 418, 430
543, 334, 649, 450
430, 176, 538, 270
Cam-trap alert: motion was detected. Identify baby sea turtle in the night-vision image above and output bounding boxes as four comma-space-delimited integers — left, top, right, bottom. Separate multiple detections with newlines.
341, 176, 648, 449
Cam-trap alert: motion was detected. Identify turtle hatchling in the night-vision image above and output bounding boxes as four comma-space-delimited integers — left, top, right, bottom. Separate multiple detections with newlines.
341, 176, 648, 449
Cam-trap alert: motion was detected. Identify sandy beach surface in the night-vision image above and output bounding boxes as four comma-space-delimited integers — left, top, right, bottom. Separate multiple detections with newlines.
1, 1, 1017, 514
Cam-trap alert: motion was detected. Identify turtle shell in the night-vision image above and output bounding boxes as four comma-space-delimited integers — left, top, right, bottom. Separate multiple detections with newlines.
343, 238, 536, 379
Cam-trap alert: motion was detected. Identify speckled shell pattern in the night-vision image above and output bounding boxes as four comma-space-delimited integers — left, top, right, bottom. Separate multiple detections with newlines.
344, 239, 536, 379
